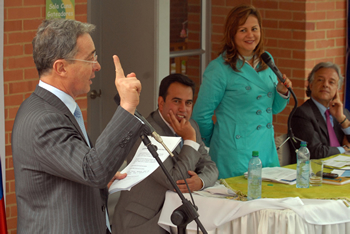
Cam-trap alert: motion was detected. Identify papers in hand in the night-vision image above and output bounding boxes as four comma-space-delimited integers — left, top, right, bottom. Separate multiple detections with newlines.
323, 155, 350, 168
108, 136, 181, 194
244, 167, 296, 185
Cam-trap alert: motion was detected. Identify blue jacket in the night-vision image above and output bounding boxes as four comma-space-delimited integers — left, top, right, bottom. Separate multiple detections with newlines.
192, 53, 288, 179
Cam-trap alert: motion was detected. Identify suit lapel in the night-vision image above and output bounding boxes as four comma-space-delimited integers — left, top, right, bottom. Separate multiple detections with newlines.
231, 59, 276, 92
333, 118, 342, 144
148, 110, 181, 154
308, 99, 328, 137
34, 85, 90, 146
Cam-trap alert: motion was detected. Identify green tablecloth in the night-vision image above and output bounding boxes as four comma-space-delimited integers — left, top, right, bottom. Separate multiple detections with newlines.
221, 155, 350, 201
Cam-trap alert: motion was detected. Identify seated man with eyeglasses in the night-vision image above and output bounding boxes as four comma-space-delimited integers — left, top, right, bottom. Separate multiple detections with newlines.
289, 62, 350, 163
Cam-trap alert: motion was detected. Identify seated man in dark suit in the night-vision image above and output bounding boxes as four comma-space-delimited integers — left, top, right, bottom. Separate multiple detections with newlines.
289, 62, 350, 163
112, 74, 219, 234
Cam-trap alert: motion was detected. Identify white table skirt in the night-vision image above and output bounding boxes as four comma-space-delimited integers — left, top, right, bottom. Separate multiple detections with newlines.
158, 191, 350, 234
169, 209, 350, 234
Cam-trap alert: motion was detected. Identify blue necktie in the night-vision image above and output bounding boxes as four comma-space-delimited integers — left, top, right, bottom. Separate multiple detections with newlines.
74, 105, 110, 231
74, 104, 90, 147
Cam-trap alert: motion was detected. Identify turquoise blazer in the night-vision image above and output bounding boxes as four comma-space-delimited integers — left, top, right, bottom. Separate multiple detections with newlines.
192, 53, 288, 179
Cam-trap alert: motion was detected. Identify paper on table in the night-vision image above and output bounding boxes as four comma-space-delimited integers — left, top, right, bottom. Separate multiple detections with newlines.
323, 155, 350, 168
244, 167, 296, 185
108, 136, 181, 194
331, 169, 350, 177
194, 182, 237, 198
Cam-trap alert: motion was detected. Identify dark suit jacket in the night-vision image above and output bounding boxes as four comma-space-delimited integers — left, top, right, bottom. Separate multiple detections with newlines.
112, 110, 218, 234
11, 85, 143, 234
289, 99, 350, 163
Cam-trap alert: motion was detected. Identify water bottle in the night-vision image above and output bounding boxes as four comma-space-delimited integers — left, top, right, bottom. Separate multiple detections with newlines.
296, 141, 310, 188
248, 151, 262, 201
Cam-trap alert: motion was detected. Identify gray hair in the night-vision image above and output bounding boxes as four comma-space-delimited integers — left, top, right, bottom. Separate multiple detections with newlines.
306, 62, 344, 97
32, 19, 95, 77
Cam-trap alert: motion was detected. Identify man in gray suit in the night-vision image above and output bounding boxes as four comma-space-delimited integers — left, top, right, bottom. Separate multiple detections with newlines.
289, 62, 350, 163
12, 19, 144, 233
112, 74, 219, 234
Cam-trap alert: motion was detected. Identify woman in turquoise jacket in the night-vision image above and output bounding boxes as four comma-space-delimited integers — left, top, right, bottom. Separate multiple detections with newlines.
192, 5, 292, 179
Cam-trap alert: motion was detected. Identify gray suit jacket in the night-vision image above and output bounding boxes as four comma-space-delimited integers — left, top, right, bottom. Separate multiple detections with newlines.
289, 99, 350, 163
12, 85, 143, 234
112, 110, 218, 234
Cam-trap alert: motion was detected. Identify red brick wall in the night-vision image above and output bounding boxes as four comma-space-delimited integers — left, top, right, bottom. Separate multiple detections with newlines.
211, 0, 347, 136
3, 0, 88, 233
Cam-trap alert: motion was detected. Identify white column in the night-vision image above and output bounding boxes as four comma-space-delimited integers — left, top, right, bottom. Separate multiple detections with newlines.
0, 0, 6, 205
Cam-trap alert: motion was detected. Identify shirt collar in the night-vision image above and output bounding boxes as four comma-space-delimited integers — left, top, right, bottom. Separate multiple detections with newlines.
238, 55, 260, 69
158, 109, 176, 135
39, 80, 76, 115
311, 97, 328, 120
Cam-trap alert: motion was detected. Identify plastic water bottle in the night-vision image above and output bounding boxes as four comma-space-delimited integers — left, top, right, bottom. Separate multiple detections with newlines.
248, 151, 262, 201
296, 141, 310, 188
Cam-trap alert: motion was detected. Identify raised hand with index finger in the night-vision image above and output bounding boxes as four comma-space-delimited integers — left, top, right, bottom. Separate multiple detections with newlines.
113, 55, 141, 115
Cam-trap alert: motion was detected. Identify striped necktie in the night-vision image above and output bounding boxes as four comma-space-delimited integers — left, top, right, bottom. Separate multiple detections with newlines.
74, 104, 90, 147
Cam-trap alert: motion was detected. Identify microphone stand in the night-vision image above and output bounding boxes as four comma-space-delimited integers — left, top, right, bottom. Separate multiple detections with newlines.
276, 87, 304, 152
139, 131, 208, 234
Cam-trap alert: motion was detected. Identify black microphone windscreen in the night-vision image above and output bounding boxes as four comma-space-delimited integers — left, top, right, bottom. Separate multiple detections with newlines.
113, 93, 120, 106
260, 52, 285, 83
261, 52, 272, 64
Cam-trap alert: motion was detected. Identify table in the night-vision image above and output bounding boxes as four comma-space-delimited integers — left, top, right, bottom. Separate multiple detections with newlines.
158, 156, 350, 234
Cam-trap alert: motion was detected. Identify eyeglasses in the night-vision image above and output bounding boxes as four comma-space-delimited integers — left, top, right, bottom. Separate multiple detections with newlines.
67, 54, 98, 64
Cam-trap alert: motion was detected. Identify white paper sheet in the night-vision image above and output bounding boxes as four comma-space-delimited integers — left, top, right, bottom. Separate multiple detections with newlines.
324, 155, 350, 168
194, 182, 237, 198
244, 167, 296, 185
108, 136, 181, 194
331, 169, 350, 177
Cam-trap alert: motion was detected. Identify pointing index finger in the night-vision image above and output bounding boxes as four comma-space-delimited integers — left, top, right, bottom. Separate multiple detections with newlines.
113, 55, 125, 79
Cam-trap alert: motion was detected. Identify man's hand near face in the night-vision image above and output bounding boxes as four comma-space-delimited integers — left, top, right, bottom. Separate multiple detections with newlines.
329, 92, 350, 129
167, 109, 196, 141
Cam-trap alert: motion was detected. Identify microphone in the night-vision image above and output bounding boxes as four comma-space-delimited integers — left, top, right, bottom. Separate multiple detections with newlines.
113, 93, 175, 157
261, 52, 304, 151
261, 52, 286, 83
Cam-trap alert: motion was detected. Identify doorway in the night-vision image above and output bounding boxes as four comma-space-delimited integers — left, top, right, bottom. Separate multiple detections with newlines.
87, 0, 210, 143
